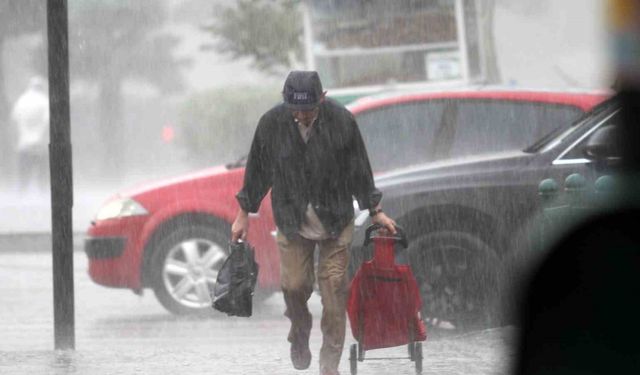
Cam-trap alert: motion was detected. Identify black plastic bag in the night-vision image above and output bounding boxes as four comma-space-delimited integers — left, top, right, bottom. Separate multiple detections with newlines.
212, 241, 259, 317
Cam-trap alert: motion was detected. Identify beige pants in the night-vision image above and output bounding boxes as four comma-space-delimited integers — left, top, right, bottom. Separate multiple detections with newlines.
277, 221, 354, 373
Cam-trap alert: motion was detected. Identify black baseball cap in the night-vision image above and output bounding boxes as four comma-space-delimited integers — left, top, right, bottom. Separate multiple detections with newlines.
282, 71, 324, 111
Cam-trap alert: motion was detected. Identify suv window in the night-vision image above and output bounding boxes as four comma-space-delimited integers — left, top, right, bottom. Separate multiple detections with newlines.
449, 100, 583, 158
356, 101, 448, 172
356, 98, 584, 172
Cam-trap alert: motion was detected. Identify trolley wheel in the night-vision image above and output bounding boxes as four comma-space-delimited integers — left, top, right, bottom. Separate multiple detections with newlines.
349, 344, 358, 375
414, 342, 423, 375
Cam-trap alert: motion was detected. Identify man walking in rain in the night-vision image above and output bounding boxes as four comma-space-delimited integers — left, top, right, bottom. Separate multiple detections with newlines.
12, 76, 50, 192
232, 71, 396, 375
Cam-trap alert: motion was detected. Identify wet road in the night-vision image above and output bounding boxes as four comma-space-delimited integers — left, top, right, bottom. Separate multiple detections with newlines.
0, 246, 516, 375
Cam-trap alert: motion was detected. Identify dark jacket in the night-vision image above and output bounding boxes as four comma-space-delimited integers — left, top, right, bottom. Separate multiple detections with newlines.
236, 99, 382, 238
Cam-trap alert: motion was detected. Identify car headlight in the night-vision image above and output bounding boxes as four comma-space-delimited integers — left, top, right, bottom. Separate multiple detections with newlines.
95, 197, 148, 221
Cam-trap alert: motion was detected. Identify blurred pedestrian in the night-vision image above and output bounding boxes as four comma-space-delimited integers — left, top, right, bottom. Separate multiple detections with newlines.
231, 71, 396, 375
12, 76, 49, 192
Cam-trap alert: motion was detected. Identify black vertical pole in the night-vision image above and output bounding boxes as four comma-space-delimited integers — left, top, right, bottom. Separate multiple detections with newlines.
47, 0, 75, 350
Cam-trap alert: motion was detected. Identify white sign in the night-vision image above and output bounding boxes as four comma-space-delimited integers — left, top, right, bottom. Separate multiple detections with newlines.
426, 51, 462, 81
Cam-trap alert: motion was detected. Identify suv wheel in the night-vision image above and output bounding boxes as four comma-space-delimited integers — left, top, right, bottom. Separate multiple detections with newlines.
150, 224, 229, 315
408, 231, 501, 331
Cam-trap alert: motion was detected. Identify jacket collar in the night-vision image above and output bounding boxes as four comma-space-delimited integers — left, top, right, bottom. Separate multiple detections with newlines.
279, 101, 331, 143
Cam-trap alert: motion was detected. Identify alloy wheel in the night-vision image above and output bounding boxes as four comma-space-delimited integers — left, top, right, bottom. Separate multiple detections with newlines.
161, 238, 227, 309
410, 231, 499, 331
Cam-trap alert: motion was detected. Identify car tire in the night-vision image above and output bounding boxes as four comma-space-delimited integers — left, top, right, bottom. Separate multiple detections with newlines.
408, 230, 501, 331
150, 224, 230, 315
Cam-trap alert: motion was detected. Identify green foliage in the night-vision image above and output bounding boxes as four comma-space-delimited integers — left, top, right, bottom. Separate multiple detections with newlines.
67, 0, 189, 172
204, 0, 303, 75
178, 86, 281, 165
0, 1, 44, 37
69, 0, 188, 93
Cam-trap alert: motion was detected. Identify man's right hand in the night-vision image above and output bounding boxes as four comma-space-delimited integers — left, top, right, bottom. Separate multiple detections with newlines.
231, 209, 249, 242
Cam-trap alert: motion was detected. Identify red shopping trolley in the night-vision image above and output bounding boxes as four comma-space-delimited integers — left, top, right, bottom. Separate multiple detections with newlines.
347, 224, 427, 375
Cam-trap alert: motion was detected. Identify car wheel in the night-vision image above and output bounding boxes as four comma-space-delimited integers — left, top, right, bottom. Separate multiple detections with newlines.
150, 224, 229, 315
408, 231, 501, 331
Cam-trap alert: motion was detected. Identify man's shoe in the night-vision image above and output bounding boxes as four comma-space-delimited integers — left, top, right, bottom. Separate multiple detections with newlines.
290, 343, 311, 370
320, 369, 340, 375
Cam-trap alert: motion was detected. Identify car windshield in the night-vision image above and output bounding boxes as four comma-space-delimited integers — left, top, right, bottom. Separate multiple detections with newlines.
528, 99, 619, 154
523, 119, 584, 154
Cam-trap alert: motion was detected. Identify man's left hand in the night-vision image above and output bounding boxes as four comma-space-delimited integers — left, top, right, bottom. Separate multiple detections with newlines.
372, 212, 397, 234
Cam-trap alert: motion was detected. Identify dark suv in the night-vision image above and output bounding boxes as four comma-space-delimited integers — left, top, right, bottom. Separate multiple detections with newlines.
351, 98, 618, 330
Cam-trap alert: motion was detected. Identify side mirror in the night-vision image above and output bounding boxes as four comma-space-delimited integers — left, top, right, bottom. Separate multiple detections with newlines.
583, 125, 620, 163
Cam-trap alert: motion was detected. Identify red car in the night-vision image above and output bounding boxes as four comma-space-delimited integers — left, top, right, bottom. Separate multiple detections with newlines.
85, 88, 606, 314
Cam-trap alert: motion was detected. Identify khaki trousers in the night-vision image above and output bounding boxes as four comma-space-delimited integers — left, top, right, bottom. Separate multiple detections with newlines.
277, 221, 354, 373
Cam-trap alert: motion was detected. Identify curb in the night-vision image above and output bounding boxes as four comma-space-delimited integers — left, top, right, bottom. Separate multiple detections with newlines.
0, 232, 86, 253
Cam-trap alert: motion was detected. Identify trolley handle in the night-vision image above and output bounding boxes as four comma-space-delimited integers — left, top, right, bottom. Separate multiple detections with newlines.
363, 224, 408, 249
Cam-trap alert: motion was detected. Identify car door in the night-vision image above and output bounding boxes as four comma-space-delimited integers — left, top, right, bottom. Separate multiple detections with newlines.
548, 107, 621, 186
443, 99, 588, 236
505, 106, 621, 248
